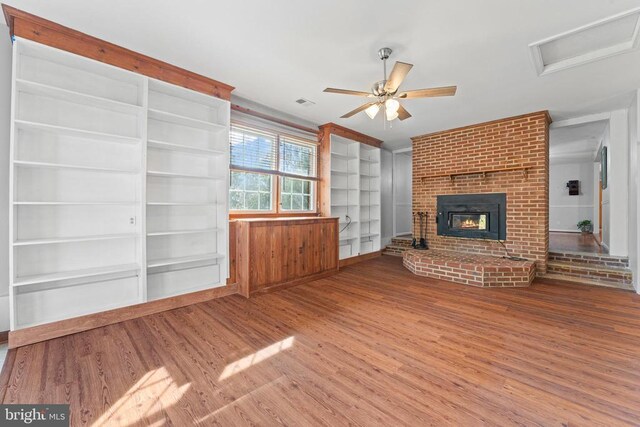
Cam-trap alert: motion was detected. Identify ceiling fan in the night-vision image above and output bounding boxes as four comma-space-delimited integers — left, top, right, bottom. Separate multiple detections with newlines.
323, 47, 457, 122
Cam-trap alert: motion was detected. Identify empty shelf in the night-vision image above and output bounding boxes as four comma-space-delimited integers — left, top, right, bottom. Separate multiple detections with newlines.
147, 228, 222, 236
148, 108, 226, 132
147, 253, 224, 268
361, 233, 380, 238
16, 78, 143, 115
147, 139, 226, 156
147, 170, 222, 180
14, 201, 138, 206
331, 152, 358, 160
146, 202, 218, 206
339, 237, 359, 243
13, 233, 139, 246
14, 263, 140, 287
14, 120, 141, 145
14, 160, 139, 175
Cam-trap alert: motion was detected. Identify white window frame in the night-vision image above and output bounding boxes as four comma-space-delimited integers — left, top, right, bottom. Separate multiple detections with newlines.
229, 122, 318, 215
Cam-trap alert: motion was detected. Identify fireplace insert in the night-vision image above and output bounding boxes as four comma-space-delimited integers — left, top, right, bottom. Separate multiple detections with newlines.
436, 193, 506, 240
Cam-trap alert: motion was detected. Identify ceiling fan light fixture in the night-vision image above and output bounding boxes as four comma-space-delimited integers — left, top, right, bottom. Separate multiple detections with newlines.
386, 109, 399, 121
385, 98, 400, 114
365, 103, 381, 119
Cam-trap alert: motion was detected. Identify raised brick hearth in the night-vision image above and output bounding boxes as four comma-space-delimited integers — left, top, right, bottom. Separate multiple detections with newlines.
403, 249, 536, 287
411, 111, 551, 277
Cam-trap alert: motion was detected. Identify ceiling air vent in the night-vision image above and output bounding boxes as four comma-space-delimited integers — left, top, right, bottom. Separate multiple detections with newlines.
529, 8, 640, 76
295, 98, 315, 107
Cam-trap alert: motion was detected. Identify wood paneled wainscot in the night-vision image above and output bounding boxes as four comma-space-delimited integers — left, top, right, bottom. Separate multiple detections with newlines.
235, 217, 339, 297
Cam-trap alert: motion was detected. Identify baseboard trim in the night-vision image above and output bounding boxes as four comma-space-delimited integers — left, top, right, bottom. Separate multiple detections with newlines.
8, 283, 238, 349
339, 251, 382, 268
249, 269, 339, 296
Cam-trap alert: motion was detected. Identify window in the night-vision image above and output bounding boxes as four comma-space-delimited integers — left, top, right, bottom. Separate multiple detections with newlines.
230, 123, 318, 214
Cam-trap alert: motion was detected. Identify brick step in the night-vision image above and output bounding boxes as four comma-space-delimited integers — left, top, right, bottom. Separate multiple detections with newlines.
548, 251, 629, 269
382, 245, 410, 256
390, 237, 414, 248
540, 273, 635, 291
546, 261, 632, 288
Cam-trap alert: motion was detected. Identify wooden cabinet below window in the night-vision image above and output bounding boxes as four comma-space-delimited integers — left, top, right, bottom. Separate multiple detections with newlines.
235, 217, 339, 296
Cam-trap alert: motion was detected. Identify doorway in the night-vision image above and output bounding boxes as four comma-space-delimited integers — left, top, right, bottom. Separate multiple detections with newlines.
548, 117, 609, 254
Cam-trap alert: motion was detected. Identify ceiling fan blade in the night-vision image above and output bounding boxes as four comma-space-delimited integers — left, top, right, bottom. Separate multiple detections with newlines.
397, 86, 457, 99
341, 103, 375, 118
324, 88, 373, 97
397, 104, 412, 121
384, 61, 413, 93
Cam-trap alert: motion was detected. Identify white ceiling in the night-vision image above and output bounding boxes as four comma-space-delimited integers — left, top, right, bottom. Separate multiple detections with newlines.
5, 0, 640, 150
550, 120, 608, 161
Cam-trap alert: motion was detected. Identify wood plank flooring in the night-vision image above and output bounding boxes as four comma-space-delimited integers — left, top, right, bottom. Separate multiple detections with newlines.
550, 231, 606, 254
2, 256, 640, 426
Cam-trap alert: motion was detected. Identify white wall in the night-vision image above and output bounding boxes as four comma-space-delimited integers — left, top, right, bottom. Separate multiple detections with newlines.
393, 151, 412, 236
603, 110, 630, 256
0, 24, 10, 331
549, 160, 595, 232
601, 125, 611, 249
628, 91, 639, 292
380, 148, 393, 247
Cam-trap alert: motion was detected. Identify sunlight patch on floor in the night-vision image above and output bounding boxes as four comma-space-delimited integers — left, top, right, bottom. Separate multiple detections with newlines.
219, 336, 295, 380
92, 366, 190, 427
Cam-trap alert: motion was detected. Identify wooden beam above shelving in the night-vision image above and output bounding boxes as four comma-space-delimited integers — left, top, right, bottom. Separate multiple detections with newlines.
420, 165, 531, 182
318, 122, 383, 148
2, 4, 234, 100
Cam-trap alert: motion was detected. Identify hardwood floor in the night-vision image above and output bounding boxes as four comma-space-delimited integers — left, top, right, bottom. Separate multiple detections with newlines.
2, 256, 640, 426
550, 231, 606, 254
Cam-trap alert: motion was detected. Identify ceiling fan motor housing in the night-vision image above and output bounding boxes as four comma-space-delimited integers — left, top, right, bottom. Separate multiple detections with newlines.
372, 80, 387, 97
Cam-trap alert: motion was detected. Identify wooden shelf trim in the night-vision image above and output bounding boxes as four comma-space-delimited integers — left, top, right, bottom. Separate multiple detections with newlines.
420, 166, 532, 181
318, 122, 383, 148
2, 4, 234, 100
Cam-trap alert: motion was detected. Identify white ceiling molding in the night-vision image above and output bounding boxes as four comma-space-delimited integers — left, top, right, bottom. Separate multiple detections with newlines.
392, 147, 412, 154
529, 7, 640, 76
550, 112, 611, 129
549, 150, 598, 164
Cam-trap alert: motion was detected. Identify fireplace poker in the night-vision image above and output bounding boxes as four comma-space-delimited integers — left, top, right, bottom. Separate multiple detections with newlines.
420, 212, 429, 249
419, 212, 427, 249
412, 212, 417, 248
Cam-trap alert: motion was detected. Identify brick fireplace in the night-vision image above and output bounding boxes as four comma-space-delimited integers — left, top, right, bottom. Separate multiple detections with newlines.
410, 111, 550, 276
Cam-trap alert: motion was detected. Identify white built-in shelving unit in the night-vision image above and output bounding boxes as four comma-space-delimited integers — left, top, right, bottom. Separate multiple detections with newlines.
9, 38, 230, 330
329, 135, 381, 260
359, 144, 381, 254
145, 79, 229, 301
